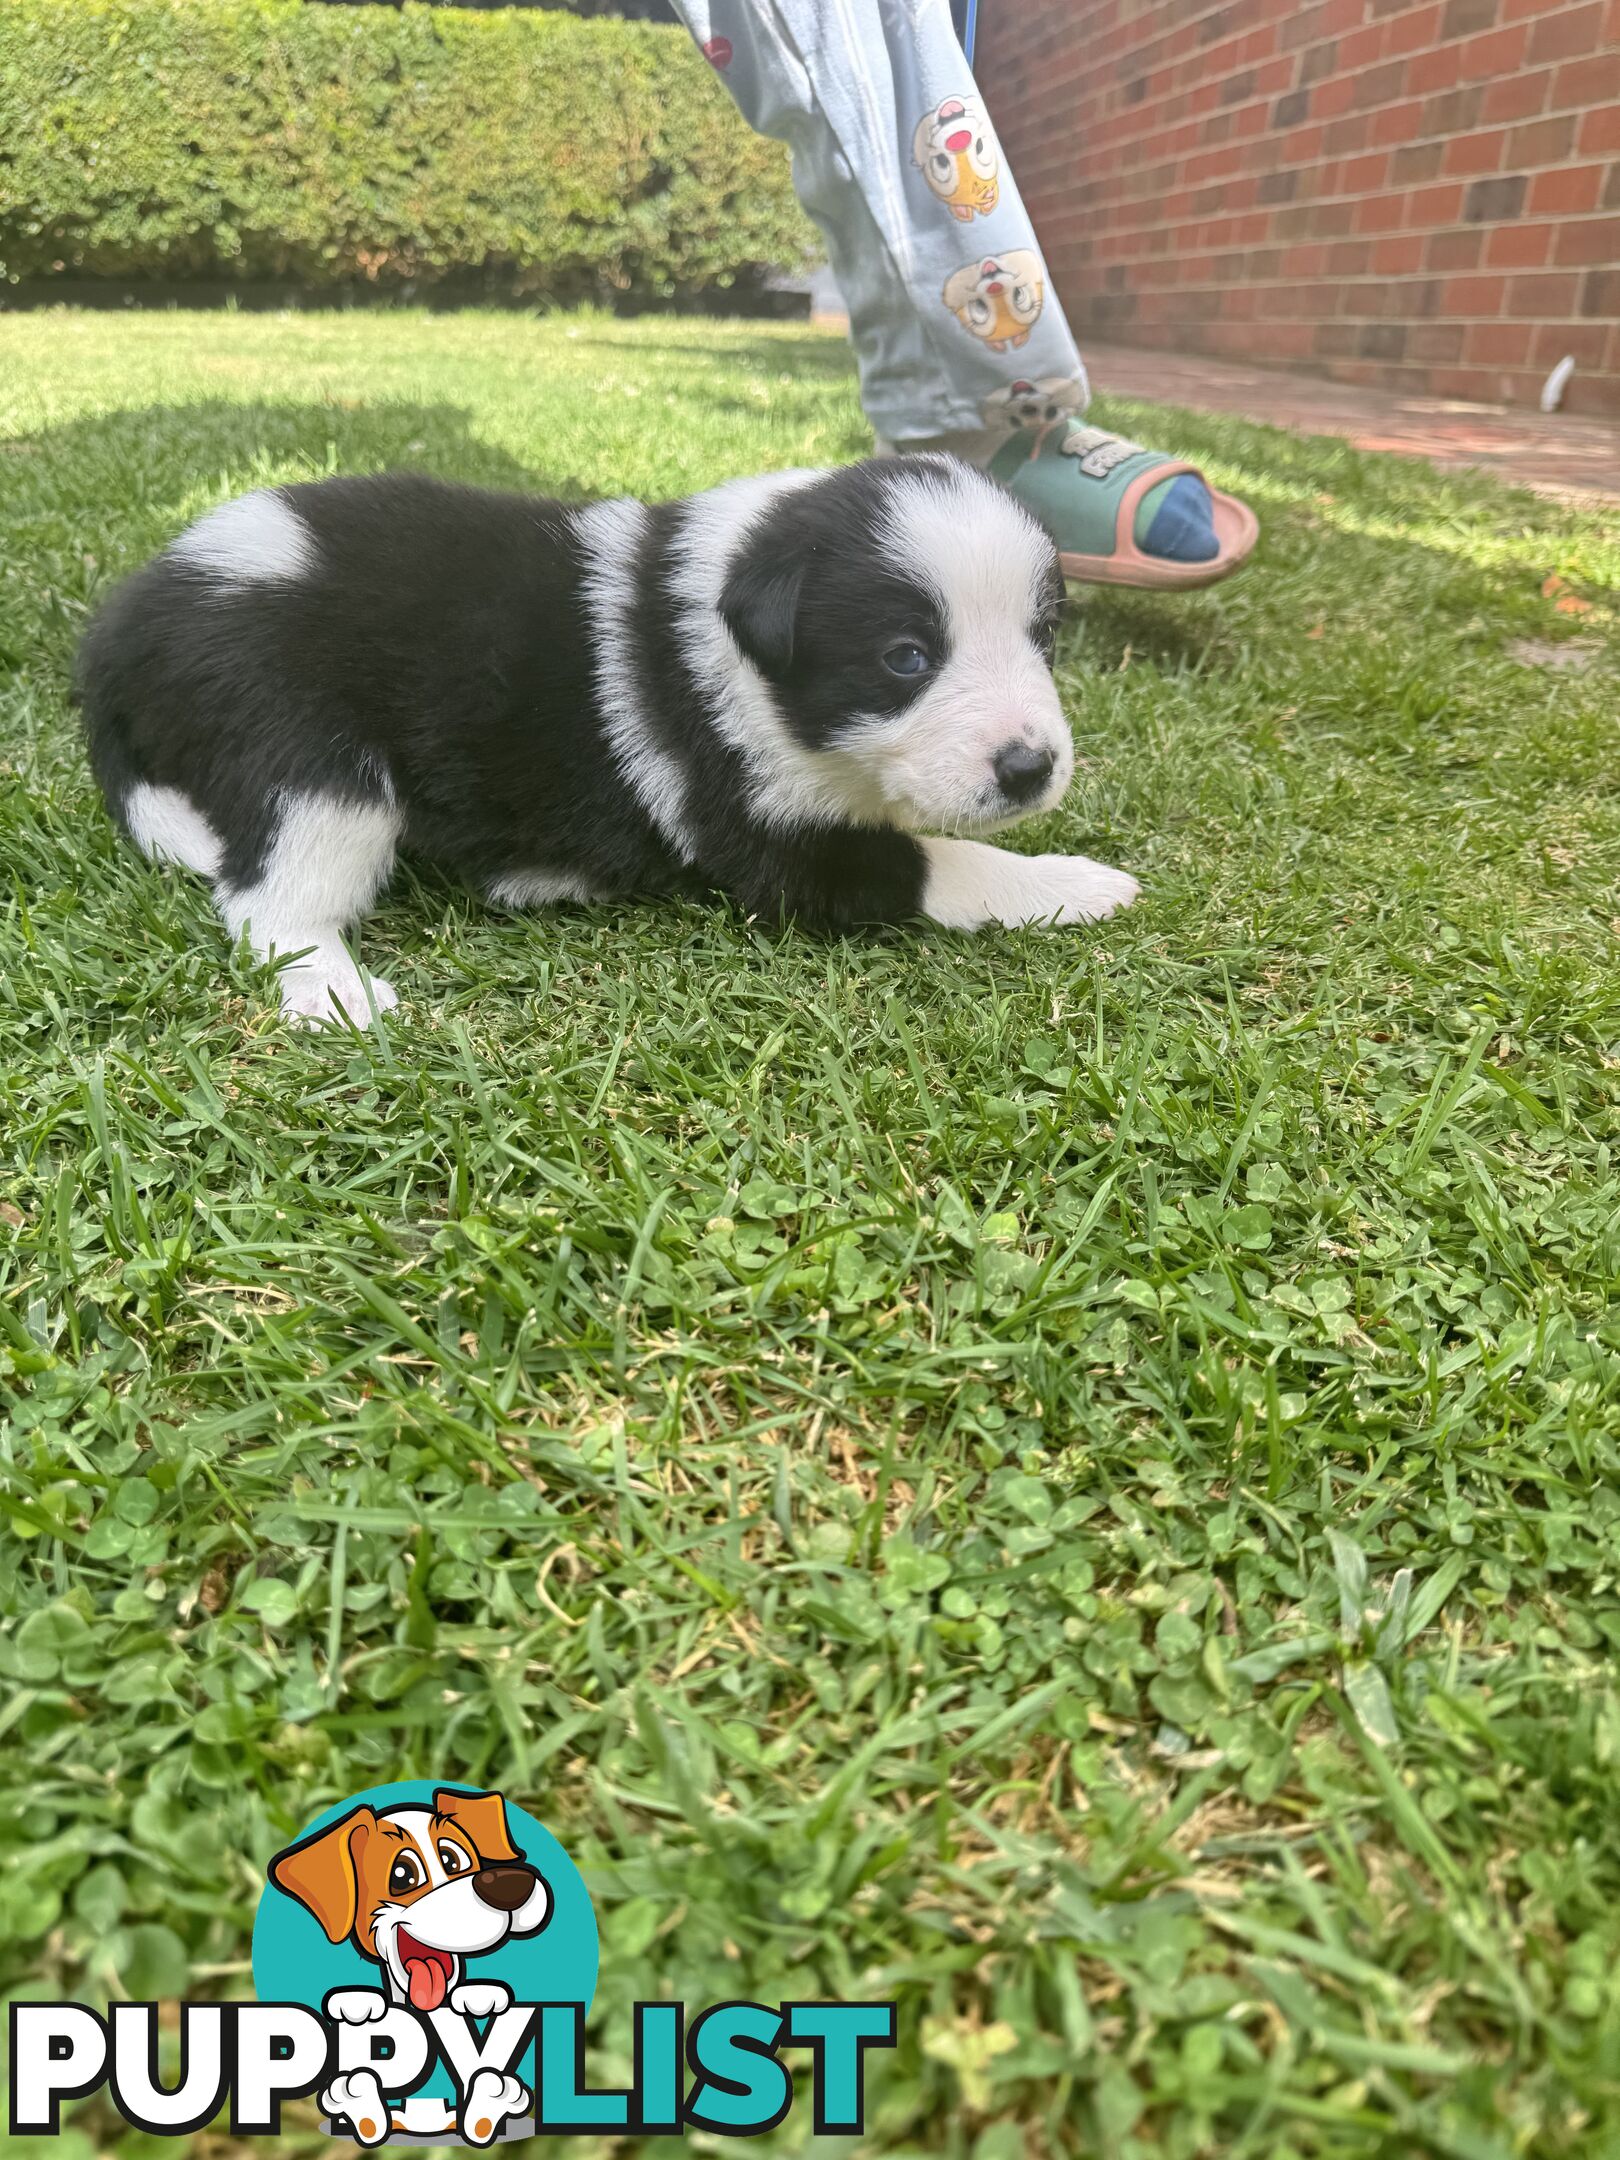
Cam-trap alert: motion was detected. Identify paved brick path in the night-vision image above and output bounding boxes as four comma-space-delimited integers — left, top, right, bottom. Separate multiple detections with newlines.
1084, 340, 1620, 507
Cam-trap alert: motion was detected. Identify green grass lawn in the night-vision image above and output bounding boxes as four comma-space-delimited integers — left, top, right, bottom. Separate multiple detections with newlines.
3, 306, 1620, 2160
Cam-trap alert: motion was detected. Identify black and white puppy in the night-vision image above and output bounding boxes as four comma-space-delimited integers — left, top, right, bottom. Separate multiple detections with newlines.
77, 457, 1139, 1024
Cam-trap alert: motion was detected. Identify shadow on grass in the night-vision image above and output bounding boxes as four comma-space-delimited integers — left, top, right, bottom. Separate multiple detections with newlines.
12, 395, 593, 513
6, 398, 621, 691
556, 330, 860, 380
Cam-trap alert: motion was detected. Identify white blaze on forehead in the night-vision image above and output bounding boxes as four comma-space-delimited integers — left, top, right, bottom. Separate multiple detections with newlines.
877, 461, 1057, 640
379, 1807, 450, 1886
838, 461, 1072, 836
168, 489, 316, 584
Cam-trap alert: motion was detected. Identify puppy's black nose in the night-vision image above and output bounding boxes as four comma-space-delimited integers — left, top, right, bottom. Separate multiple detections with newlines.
472, 1865, 537, 1911
993, 741, 1056, 802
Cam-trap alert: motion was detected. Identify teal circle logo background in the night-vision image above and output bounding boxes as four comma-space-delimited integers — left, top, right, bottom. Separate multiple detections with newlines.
251, 1781, 597, 2101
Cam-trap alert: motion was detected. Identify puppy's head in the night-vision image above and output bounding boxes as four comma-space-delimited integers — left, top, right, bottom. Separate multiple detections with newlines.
270, 1788, 552, 2011
717, 458, 1072, 836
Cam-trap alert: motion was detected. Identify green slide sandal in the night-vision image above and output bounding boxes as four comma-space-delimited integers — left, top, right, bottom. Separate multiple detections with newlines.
989, 419, 1259, 592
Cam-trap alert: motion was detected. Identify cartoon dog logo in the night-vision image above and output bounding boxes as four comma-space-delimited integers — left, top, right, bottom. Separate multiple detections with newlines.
943, 251, 1045, 351
913, 95, 1000, 221
982, 375, 1088, 432
270, 1787, 553, 2146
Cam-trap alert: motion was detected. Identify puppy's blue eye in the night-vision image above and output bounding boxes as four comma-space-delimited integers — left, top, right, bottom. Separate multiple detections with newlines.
884, 642, 932, 679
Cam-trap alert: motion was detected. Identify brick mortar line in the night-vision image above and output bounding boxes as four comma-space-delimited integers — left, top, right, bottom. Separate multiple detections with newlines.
1031, 179, 1620, 234
1019, 100, 1620, 188
1073, 268, 1616, 297
1020, 155, 1613, 212
1071, 112, 1617, 172
1039, 214, 1620, 263
988, 0, 1318, 70
1067, 196, 1620, 234
1078, 292, 1619, 314
1075, 269, 1618, 292
1072, 228, 1619, 265
1070, 279, 1620, 306
990, 13, 1604, 104
1078, 348, 1619, 396
1078, 343, 1611, 365
991, 1, 1612, 71
1074, 310, 1616, 331
1076, 293, 1615, 317
1000, 21, 1617, 121
1009, 75, 1620, 170
988, 0, 1607, 51
1072, 338, 1611, 375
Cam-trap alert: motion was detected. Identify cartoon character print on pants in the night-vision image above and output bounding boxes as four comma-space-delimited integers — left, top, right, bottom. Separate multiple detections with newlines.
981, 376, 1087, 432
942, 250, 1045, 353
912, 94, 1000, 222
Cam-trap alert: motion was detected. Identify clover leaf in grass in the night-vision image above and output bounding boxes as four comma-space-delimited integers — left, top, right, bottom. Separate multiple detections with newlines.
240, 1577, 298, 1627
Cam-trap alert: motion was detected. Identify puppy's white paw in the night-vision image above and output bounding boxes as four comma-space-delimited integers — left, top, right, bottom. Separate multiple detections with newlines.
921, 837, 1140, 931
278, 960, 398, 1027
323, 1988, 389, 2025
449, 1980, 513, 2019
1014, 853, 1141, 926
322, 2070, 391, 2145
459, 2070, 529, 2146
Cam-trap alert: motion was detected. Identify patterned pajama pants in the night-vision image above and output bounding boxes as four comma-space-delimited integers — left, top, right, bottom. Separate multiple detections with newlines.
665, 0, 1090, 446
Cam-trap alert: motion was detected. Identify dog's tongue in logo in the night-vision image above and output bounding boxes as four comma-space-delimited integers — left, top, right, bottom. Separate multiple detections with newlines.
400, 1933, 452, 2011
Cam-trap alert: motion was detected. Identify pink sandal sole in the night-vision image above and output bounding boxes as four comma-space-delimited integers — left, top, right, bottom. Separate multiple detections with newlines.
1059, 464, 1260, 590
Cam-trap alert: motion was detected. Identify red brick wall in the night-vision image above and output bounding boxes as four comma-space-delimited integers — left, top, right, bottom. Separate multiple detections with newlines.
976, 0, 1620, 415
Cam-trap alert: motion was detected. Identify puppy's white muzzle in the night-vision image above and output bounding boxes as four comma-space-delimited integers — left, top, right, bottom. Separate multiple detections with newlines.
847, 648, 1073, 835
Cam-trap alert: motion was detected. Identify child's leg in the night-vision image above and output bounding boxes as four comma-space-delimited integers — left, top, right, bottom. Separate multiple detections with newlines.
668, 0, 1083, 445
668, 0, 1256, 585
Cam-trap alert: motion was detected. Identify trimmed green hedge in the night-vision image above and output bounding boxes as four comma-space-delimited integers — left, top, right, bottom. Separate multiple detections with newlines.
0, 0, 816, 293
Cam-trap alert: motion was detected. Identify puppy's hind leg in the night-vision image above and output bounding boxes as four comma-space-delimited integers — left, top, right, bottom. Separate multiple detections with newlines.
216, 792, 403, 1026
124, 783, 226, 878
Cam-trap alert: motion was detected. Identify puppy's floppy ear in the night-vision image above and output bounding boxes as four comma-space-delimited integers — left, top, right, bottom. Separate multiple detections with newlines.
433, 1787, 520, 1866
269, 1806, 376, 1943
719, 550, 806, 677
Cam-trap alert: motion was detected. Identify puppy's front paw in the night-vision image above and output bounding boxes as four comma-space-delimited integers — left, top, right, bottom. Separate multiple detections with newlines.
1019, 853, 1141, 926
459, 2070, 529, 2146
449, 1980, 513, 2019
322, 2070, 391, 2145
921, 837, 1140, 931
